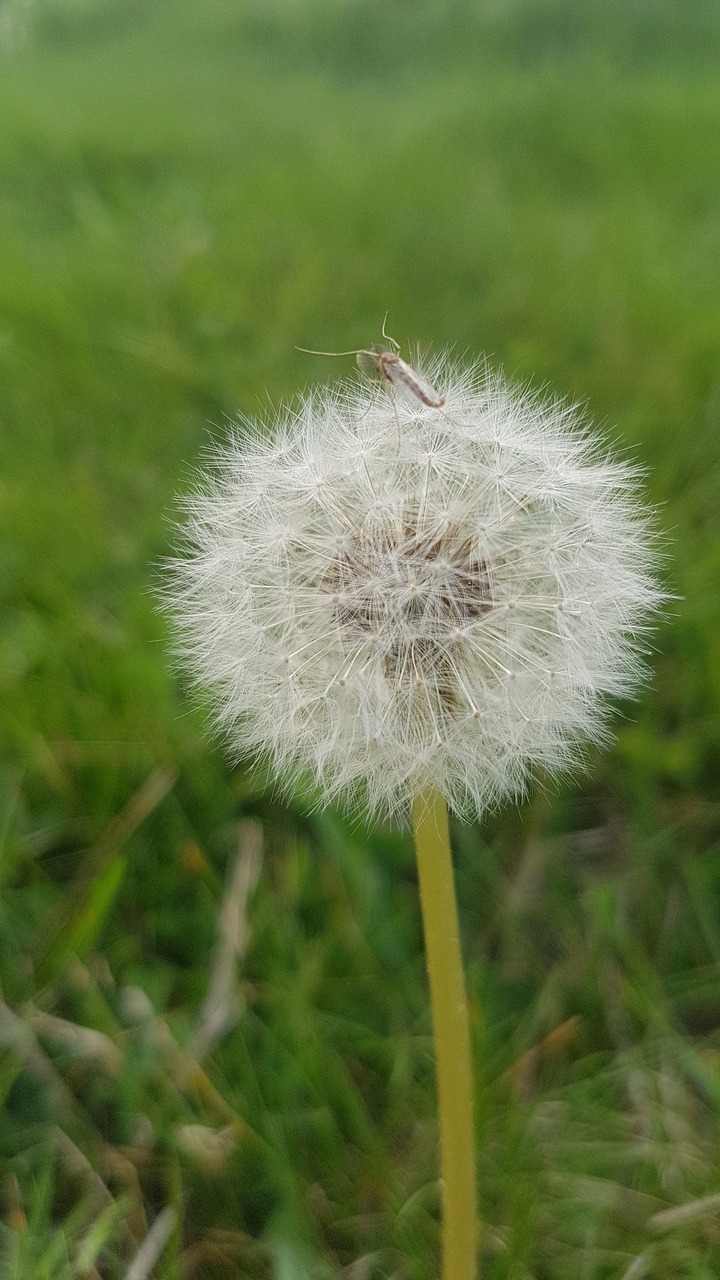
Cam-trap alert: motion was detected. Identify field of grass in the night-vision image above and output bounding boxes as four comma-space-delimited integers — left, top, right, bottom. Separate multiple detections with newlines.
2, 1, 720, 1276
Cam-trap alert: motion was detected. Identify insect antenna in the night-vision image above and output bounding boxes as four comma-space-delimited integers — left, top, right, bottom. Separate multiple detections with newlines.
380, 312, 401, 352
296, 345, 371, 358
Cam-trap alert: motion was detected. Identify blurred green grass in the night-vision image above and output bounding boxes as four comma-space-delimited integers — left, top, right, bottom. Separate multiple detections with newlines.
2, 1, 720, 1276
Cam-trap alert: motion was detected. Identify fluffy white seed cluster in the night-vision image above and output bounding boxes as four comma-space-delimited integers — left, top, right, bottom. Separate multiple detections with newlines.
167, 357, 663, 820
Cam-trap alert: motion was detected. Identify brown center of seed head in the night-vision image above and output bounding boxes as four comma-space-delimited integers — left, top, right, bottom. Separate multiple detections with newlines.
326, 522, 493, 704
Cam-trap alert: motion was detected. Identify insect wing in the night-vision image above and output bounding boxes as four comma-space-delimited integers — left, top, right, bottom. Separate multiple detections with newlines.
383, 356, 445, 408
356, 349, 382, 379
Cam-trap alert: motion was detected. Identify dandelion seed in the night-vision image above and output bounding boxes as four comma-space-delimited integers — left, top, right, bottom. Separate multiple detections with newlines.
165, 354, 664, 822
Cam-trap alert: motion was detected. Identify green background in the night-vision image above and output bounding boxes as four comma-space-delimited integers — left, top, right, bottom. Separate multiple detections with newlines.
1, 1, 720, 1276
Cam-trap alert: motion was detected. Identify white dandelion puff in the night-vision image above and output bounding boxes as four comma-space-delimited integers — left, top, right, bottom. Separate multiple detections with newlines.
165, 355, 665, 820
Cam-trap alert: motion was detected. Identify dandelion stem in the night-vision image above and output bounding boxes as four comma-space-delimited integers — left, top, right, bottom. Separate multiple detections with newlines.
412, 787, 477, 1280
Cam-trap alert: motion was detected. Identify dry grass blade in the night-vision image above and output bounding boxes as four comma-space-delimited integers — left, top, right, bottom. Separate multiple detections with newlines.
189, 820, 263, 1060
75, 765, 178, 882
119, 983, 261, 1142
501, 1016, 581, 1100
3, 1171, 28, 1232
54, 1128, 139, 1251
29, 1008, 122, 1075
0, 998, 77, 1115
618, 1256, 649, 1280
124, 1206, 176, 1280
34, 766, 177, 978
649, 1191, 720, 1231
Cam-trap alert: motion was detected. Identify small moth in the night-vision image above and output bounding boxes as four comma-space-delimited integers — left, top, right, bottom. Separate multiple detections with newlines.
298, 317, 445, 409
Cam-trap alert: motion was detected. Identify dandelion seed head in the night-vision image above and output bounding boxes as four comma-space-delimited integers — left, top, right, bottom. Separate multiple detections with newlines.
166, 357, 665, 820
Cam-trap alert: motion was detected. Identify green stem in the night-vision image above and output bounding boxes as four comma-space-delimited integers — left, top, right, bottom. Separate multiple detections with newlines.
412, 787, 478, 1280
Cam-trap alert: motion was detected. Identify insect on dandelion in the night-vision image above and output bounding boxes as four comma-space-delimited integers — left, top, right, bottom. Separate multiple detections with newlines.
297, 315, 446, 408
165, 336, 665, 1280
